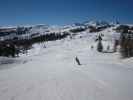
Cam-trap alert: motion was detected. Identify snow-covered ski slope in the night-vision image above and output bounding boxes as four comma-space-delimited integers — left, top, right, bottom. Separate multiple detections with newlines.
0, 28, 133, 100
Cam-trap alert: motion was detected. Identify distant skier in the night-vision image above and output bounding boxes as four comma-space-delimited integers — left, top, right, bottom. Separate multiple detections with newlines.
75, 56, 81, 65
43, 44, 46, 48
91, 45, 94, 50
107, 45, 110, 51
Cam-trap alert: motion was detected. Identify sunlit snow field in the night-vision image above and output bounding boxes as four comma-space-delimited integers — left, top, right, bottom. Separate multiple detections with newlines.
0, 30, 133, 100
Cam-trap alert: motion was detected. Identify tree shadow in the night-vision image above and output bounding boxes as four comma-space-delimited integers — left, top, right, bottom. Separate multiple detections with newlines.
0, 57, 26, 70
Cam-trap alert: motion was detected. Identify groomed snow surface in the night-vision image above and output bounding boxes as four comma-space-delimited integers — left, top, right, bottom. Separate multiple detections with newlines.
0, 31, 133, 100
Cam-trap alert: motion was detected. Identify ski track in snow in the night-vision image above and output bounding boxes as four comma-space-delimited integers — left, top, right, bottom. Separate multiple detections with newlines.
0, 33, 133, 100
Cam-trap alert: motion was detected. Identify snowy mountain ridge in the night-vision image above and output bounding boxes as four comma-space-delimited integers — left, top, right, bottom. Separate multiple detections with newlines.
0, 20, 133, 41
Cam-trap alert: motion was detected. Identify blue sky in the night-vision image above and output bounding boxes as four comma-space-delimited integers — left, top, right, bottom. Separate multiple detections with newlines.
0, 0, 132, 26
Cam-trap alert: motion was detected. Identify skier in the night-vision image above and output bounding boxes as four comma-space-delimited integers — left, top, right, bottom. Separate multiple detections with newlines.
75, 56, 81, 65
91, 45, 94, 50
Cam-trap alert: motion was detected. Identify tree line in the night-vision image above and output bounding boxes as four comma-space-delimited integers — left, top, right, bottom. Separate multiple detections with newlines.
120, 32, 133, 58
0, 32, 70, 57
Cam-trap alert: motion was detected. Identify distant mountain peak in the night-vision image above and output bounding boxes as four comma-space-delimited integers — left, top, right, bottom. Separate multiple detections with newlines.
83, 20, 110, 27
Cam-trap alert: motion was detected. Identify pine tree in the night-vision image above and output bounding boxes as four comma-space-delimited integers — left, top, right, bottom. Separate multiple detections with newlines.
97, 40, 103, 52
97, 35, 103, 52
120, 32, 133, 58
